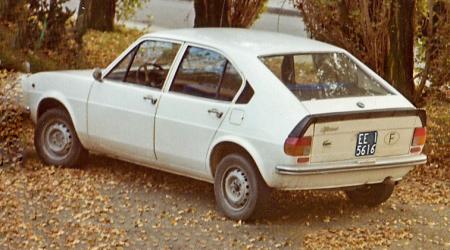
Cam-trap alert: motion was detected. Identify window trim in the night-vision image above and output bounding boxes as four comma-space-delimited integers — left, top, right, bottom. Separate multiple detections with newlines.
123, 45, 139, 82
166, 44, 246, 103
216, 60, 229, 99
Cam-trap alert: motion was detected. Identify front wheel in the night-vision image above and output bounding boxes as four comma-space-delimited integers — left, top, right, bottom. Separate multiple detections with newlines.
345, 179, 395, 207
34, 108, 88, 167
214, 154, 269, 220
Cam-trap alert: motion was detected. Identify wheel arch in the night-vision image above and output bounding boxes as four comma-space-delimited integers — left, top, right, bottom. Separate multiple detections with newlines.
35, 93, 82, 139
208, 137, 269, 185
37, 97, 70, 119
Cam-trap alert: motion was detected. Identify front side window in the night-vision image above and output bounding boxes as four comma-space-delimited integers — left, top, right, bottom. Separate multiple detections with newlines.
105, 47, 137, 82
261, 53, 391, 101
170, 46, 243, 101
106, 40, 180, 89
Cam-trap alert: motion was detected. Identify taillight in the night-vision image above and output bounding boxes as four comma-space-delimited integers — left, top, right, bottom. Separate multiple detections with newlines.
284, 136, 312, 164
410, 127, 426, 154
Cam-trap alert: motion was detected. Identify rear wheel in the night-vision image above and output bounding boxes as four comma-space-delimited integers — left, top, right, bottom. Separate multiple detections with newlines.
214, 154, 269, 220
345, 179, 394, 207
34, 108, 88, 167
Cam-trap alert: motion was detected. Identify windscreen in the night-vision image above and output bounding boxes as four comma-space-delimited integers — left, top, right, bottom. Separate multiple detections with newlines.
260, 53, 392, 101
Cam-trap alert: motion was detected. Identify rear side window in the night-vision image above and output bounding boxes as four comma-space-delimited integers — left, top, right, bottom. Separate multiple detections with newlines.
261, 53, 391, 101
236, 82, 254, 104
170, 46, 243, 101
218, 62, 242, 101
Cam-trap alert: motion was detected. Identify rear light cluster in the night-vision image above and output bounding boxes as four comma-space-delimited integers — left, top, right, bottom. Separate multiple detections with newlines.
410, 127, 426, 154
284, 136, 312, 164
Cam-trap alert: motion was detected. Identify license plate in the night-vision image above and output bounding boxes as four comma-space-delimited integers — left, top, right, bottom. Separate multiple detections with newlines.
355, 131, 378, 157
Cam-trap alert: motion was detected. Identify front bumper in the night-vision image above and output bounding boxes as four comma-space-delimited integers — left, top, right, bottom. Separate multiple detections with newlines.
270, 154, 426, 190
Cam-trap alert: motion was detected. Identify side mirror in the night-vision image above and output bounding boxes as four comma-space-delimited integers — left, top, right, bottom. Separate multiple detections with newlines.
93, 68, 103, 82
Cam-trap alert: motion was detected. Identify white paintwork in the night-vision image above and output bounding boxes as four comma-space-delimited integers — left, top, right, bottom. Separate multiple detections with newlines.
311, 116, 422, 163
21, 28, 426, 191
155, 93, 230, 176
87, 79, 160, 162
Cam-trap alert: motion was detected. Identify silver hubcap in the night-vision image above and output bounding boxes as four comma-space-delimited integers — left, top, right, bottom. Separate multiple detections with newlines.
43, 120, 72, 160
223, 168, 250, 209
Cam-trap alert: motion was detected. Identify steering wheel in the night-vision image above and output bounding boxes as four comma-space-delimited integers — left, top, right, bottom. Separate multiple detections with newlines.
136, 62, 164, 87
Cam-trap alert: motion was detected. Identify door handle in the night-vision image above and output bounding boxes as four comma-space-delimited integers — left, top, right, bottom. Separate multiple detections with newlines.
208, 108, 223, 119
143, 95, 157, 105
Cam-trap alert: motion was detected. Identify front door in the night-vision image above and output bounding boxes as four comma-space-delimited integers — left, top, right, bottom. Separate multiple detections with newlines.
155, 45, 244, 173
87, 39, 181, 163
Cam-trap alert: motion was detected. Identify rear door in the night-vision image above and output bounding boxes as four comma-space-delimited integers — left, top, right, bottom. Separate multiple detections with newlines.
87, 39, 181, 163
155, 45, 244, 173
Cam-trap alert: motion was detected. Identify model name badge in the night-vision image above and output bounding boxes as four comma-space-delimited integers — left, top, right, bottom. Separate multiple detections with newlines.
321, 126, 339, 133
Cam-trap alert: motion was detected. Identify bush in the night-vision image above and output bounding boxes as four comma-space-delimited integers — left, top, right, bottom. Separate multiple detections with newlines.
13, 0, 74, 50
79, 27, 143, 68
0, 71, 25, 167
0, 21, 80, 72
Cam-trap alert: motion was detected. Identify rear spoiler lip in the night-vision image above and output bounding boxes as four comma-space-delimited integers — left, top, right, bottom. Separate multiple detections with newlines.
289, 108, 427, 138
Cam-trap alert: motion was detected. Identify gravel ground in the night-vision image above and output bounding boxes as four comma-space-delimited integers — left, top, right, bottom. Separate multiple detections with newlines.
0, 133, 448, 249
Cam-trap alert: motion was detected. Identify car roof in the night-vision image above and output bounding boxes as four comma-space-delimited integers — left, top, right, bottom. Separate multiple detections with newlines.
144, 28, 343, 57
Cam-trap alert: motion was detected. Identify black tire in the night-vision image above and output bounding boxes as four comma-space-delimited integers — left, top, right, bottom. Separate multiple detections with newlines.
214, 154, 270, 220
345, 182, 394, 207
34, 108, 88, 168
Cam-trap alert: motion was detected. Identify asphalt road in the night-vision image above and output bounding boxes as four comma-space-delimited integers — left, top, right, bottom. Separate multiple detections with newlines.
65, 0, 308, 36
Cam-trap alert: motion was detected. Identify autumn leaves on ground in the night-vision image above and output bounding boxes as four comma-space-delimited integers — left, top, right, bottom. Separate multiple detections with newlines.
1, 31, 449, 249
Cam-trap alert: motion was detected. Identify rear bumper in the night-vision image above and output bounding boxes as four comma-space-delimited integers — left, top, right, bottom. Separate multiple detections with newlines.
270, 154, 426, 190
276, 154, 427, 175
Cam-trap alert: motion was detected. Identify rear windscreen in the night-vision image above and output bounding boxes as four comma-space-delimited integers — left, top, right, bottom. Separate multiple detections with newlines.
260, 53, 392, 101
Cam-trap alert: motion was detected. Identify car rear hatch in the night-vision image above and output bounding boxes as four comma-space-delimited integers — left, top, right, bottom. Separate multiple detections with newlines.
288, 96, 426, 164
260, 51, 427, 164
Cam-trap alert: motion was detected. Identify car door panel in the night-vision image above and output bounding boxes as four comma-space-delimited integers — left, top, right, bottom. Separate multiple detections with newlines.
88, 81, 159, 163
87, 39, 181, 164
155, 93, 229, 172
155, 45, 244, 173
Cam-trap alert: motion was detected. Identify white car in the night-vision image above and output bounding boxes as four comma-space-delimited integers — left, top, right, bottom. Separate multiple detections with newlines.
21, 28, 427, 220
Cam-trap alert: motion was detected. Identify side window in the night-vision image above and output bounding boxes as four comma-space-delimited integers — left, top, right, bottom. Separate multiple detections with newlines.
105, 47, 137, 82
105, 40, 180, 89
236, 82, 254, 104
218, 62, 243, 101
126, 41, 180, 88
170, 46, 243, 101
170, 47, 226, 99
